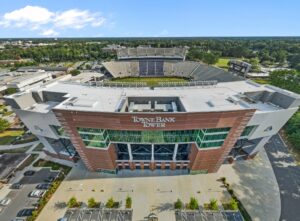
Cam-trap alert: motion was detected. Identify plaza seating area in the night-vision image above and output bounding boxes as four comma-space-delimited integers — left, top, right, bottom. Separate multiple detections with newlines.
175, 210, 244, 221
62, 208, 132, 221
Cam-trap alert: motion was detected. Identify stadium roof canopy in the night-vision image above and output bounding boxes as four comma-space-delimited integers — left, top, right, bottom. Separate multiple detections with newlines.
117, 48, 187, 60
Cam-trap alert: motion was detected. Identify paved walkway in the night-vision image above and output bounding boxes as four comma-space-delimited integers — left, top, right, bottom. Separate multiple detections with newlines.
37, 148, 280, 221
265, 134, 300, 221
0, 141, 39, 150
220, 148, 281, 221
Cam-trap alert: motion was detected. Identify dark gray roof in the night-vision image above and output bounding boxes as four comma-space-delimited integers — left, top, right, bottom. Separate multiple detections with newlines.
17, 66, 68, 72
191, 64, 243, 82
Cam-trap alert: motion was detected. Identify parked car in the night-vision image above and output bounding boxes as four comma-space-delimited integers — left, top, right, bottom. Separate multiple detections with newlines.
11, 218, 26, 221
10, 183, 23, 189
28, 190, 45, 198
0, 198, 11, 206
36, 183, 51, 190
16, 208, 35, 217
23, 170, 35, 176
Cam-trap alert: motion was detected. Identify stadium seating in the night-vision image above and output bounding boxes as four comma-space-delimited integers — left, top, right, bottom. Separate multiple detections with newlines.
104, 60, 242, 80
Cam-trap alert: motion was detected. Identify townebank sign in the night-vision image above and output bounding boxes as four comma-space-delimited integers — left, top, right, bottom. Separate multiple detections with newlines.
132, 116, 176, 128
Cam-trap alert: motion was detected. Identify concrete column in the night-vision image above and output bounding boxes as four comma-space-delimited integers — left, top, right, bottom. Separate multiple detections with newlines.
151, 144, 154, 161
249, 136, 271, 156
173, 143, 178, 161
127, 143, 133, 161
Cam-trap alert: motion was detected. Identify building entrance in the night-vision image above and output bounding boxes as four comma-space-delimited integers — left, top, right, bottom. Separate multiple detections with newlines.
115, 143, 190, 170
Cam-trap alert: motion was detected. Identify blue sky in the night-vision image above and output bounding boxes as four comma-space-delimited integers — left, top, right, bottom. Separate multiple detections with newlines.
0, 0, 299, 37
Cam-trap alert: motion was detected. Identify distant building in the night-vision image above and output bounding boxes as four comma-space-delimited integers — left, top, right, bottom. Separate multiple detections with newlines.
0, 71, 53, 95
229, 60, 252, 76
102, 44, 126, 52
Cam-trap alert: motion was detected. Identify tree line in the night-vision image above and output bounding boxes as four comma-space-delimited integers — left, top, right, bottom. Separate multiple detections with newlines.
1, 38, 300, 69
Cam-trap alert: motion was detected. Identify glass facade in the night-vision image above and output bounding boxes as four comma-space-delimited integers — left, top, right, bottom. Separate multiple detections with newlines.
240, 125, 257, 138
50, 125, 69, 138
76, 127, 231, 149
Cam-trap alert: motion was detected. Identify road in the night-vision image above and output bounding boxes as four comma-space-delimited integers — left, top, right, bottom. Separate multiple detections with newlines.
265, 134, 300, 221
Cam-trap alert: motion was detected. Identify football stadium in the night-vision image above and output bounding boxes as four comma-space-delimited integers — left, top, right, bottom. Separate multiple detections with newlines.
5, 48, 300, 174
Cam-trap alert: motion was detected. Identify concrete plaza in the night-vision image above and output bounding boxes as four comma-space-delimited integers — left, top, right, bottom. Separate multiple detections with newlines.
37, 148, 280, 221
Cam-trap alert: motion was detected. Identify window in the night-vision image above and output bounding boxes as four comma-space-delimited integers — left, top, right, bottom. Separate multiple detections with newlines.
241, 125, 257, 138
50, 125, 69, 137
76, 127, 231, 149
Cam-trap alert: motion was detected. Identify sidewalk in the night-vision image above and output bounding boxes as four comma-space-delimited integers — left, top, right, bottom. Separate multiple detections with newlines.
220, 148, 281, 221
0, 141, 39, 150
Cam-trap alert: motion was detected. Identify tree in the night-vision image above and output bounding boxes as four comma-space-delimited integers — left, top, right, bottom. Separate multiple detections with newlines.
247, 58, 261, 72
269, 70, 300, 94
0, 118, 10, 132
202, 53, 219, 65
106, 197, 114, 208
188, 197, 199, 210
87, 197, 98, 208
288, 131, 300, 151
228, 198, 238, 210
209, 199, 218, 210
70, 69, 80, 76
174, 198, 183, 209
125, 196, 132, 209
67, 196, 80, 208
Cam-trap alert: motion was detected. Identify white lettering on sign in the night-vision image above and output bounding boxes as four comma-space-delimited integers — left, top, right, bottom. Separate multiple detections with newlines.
132, 116, 176, 128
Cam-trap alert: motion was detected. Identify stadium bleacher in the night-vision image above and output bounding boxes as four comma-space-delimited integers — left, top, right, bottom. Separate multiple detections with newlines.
103, 47, 243, 82
103, 60, 242, 82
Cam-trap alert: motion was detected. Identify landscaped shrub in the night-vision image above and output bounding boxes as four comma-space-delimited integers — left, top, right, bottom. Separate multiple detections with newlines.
209, 199, 218, 210
220, 177, 226, 183
106, 197, 114, 208
174, 199, 183, 209
228, 188, 234, 195
68, 197, 80, 208
228, 198, 238, 210
88, 197, 99, 208
125, 196, 132, 209
188, 197, 199, 210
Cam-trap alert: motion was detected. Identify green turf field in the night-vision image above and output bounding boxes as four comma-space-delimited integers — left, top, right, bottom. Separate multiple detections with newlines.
111, 76, 189, 87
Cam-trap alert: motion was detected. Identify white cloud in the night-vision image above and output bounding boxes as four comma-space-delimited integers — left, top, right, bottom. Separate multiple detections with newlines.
53, 9, 105, 29
1, 6, 54, 28
41, 29, 59, 37
0, 5, 107, 36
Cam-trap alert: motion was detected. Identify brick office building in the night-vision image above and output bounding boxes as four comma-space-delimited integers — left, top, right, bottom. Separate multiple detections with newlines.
5, 48, 300, 174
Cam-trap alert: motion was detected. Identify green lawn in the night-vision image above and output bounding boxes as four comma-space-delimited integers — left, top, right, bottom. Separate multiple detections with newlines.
252, 78, 270, 84
111, 76, 189, 87
33, 143, 45, 152
214, 58, 230, 69
33, 159, 72, 174
0, 130, 24, 145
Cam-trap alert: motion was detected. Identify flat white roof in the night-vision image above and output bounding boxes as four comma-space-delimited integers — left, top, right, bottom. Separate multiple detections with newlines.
34, 80, 287, 113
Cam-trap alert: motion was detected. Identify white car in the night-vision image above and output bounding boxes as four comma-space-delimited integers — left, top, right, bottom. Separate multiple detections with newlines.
28, 190, 45, 198
0, 198, 11, 206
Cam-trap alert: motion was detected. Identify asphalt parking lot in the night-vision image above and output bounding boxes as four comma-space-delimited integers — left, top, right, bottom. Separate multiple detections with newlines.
0, 168, 59, 221
265, 134, 300, 221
